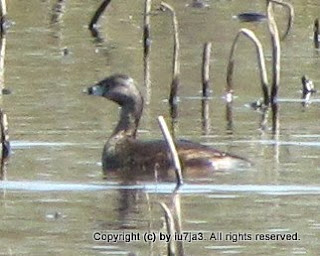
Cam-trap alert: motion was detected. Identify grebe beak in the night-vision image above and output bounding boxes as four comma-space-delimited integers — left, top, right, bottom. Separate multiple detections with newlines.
85, 85, 104, 96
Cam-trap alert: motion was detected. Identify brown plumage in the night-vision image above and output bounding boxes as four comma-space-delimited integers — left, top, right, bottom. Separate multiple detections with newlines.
86, 74, 250, 179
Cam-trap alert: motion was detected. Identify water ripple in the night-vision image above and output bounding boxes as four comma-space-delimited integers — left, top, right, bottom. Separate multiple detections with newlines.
1, 181, 320, 195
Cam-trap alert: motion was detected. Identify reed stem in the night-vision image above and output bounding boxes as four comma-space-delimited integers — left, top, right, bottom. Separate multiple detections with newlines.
270, 0, 294, 40
89, 0, 112, 30
159, 202, 176, 256
51, 0, 66, 24
0, 35, 5, 91
0, 108, 9, 180
314, 19, 319, 49
267, 1, 281, 134
143, 0, 152, 104
0, 108, 9, 158
143, 0, 152, 58
157, 116, 183, 186
0, 0, 7, 35
160, 2, 180, 107
202, 42, 212, 98
226, 28, 269, 106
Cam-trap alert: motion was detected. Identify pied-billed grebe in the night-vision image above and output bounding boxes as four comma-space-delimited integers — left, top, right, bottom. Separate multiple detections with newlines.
86, 74, 250, 177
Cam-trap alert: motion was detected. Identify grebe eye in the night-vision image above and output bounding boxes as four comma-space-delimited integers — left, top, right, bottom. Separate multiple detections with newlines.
88, 87, 94, 94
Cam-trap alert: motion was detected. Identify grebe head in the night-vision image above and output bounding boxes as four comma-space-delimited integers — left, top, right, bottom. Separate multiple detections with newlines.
87, 74, 142, 107
86, 74, 144, 138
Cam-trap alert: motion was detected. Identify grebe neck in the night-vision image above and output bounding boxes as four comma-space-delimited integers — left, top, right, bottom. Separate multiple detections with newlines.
110, 98, 143, 141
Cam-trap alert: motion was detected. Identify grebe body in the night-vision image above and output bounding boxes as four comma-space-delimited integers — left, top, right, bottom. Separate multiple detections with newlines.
86, 74, 250, 178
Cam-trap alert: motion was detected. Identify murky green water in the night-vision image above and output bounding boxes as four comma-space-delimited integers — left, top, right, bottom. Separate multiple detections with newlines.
1, 0, 320, 255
